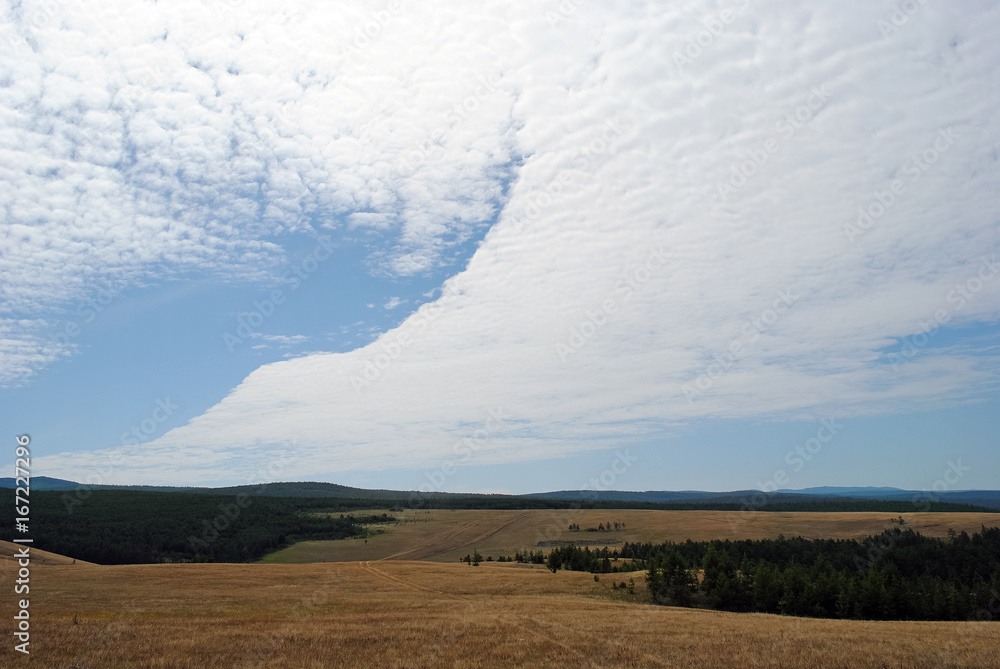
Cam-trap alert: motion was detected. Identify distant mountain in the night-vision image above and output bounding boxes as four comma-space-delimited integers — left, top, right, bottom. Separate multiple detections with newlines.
776, 487, 1000, 509
0, 478, 502, 500
209, 481, 427, 500
925, 491, 1000, 510
777, 486, 908, 496
0, 477, 203, 493
524, 489, 825, 505
0, 476, 81, 490
525, 489, 725, 502
3, 477, 998, 509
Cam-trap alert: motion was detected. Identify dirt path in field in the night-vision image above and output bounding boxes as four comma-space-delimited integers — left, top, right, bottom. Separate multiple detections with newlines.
378, 512, 532, 561
359, 561, 457, 598
358, 560, 668, 666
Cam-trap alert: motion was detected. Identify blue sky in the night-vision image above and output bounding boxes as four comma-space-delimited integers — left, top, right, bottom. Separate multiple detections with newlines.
2, 0, 999, 493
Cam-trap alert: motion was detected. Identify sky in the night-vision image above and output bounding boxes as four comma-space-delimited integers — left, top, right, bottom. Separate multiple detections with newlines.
2, 0, 999, 494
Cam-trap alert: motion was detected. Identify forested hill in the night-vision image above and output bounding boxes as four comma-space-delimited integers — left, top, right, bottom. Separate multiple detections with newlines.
3, 477, 999, 509
0, 489, 393, 564
2, 487, 996, 566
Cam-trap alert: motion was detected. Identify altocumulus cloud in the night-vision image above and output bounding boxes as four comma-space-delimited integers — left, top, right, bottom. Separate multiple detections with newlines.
16, 1, 1000, 485
1, 0, 517, 384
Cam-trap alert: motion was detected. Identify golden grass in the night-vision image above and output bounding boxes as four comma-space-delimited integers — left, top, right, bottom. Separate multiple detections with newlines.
259, 509, 1000, 564
18, 560, 1000, 668
1, 539, 94, 566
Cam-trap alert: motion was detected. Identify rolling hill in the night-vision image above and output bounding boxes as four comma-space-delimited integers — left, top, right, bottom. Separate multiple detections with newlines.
5, 477, 998, 508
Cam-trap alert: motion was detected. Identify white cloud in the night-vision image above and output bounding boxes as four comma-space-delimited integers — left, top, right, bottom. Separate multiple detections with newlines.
383, 296, 405, 310
1, 0, 518, 382
17, 1, 1000, 484
0, 318, 74, 386
250, 333, 310, 348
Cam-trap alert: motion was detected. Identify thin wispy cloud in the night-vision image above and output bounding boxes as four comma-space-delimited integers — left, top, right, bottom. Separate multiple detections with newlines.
250, 333, 311, 348
383, 297, 406, 310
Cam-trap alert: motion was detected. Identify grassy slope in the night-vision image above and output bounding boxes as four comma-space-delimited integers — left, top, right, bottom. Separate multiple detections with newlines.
0, 539, 95, 566
26, 560, 1000, 668
259, 508, 1000, 564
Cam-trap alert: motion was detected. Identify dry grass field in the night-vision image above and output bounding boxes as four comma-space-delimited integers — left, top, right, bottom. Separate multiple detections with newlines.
7, 558, 999, 668
259, 509, 1000, 564
1, 539, 94, 566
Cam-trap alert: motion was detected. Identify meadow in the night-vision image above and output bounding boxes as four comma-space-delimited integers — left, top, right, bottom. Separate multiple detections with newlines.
258, 508, 1000, 564
6, 558, 998, 668
5, 510, 1000, 667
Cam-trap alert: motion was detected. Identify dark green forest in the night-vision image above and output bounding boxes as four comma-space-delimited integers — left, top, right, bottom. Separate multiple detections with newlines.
1, 489, 393, 564
528, 527, 1000, 621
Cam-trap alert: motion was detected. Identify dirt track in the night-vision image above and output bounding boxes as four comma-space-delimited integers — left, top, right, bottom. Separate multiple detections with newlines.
378, 512, 532, 561
259, 509, 1000, 565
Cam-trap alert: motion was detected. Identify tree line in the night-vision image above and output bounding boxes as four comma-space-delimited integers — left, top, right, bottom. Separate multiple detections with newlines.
568, 521, 626, 531
541, 527, 1000, 621
0, 489, 395, 564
